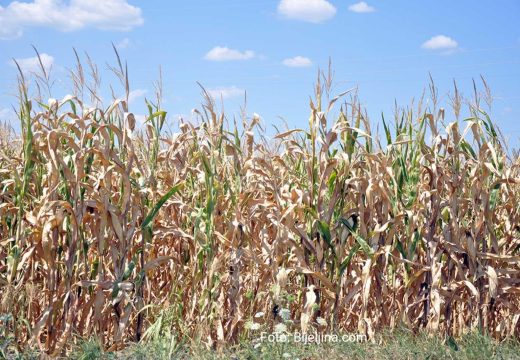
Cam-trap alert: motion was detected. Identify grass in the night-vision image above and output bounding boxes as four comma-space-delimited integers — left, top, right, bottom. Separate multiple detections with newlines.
7, 328, 519, 359
0, 49, 519, 357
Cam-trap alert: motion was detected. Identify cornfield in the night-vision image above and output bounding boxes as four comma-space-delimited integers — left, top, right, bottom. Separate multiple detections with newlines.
1, 53, 519, 357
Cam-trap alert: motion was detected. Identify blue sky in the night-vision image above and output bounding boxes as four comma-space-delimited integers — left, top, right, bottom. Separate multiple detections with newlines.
0, 0, 519, 142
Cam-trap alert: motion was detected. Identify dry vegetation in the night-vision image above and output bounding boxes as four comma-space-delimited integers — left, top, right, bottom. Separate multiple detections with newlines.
1, 52, 519, 357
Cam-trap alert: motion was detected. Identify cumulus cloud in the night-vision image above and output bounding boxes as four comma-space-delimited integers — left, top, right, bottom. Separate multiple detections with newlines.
116, 37, 132, 49
207, 86, 244, 100
421, 35, 459, 50
277, 0, 336, 23
134, 114, 147, 124
282, 56, 313, 67
348, 2, 375, 13
0, 0, 143, 40
10, 53, 54, 74
204, 46, 255, 61
0, 108, 17, 127
0, 108, 15, 120
128, 89, 147, 104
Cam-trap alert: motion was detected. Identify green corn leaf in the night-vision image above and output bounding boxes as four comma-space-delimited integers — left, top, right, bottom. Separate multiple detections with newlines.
339, 243, 360, 276
340, 218, 373, 256
382, 113, 392, 145
489, 183, 501, 210
459, 140, 477, 160
142, 183, 183, 230
317, 220, 334, 255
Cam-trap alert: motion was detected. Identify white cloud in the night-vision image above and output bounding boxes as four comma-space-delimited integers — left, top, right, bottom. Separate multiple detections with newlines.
0, 108, 17, 126
0, 0, 143, 40
204, 46, 255, 61
134, 114, 147, 124
207, 86, 244, 100
10, 53, 54, 74
128, 88, 147, 104
0, 108, 15, 119
116, 37, 132, 49
348, 2, 375, 13
277, 0, 336, 23
282, 56, 313, 67
421, 35, 459, 50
